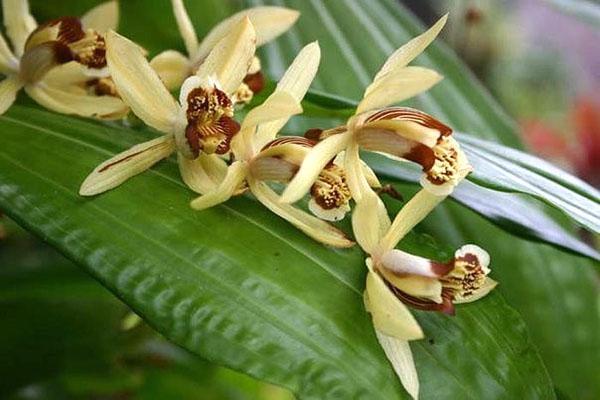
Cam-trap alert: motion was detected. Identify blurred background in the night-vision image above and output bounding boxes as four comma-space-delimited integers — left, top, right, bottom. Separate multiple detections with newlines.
1, 0, 598, 399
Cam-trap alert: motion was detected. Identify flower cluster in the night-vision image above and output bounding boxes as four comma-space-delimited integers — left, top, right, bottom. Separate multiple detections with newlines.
1, 1, 496, 398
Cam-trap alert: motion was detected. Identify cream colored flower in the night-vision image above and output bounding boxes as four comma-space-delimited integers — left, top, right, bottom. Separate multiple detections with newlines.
279, 15, 471, 211
187, 42, 353, 248
356, 182, 496, 400
0, 0, 127, 119
79, 18, 256, 196
150, 0, 299, 102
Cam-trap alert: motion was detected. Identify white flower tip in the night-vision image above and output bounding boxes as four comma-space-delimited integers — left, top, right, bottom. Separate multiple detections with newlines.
308, 198, 349, 221
456, 244, 490, 270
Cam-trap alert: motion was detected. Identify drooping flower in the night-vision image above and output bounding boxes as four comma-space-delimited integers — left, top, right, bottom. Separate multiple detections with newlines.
79, 18, 256, 196
187, 42, 355, 247
0, 0, 128, 119
150, 0, 299, 103
279, 15, 471, 211
354, 176, 496, 399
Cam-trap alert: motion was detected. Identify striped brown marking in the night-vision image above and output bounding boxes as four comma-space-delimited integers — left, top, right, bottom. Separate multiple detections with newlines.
366, 107, 452, 137
388, 281, 455, 315
98, 144, 163, 172
261, 136, 316, 151
304, 128, 323, 141
186, 116, 240, 157
404, 143, 436, 171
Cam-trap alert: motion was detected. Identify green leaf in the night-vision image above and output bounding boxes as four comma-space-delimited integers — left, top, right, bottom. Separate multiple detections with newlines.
458, 133, 600, 233
0, 105, 553, 399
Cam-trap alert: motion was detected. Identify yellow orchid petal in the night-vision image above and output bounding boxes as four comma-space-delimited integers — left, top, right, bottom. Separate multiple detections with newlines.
372, 14, 447, 83
81, 0, 119, 33
381, 249, 446, 278
352, 189, 391, 254
375, 330, 420, 400
255, 41, 320, 149
0, 33, 18, 74
280, 131, 351, 204
380, 271, 443, 304
357, 66, 442, 114
0, 75, 23, 114
453, 278, 497, 304
190, 161, 248, 210
361, 118, 440, 148
25, 82, 129, 120
41, 61, 89, 87
248, 177, 354, 248
178, 152, 228, 194
344, 138, 372, 201
79, 135, 175, 196
171, 0, 199, 57
106, 31, 180, 132
150, 50, 191, 91
364, 259, 423, 340
193, 6, 299, 63
242, 91, 302, 132
194, 16, 256, 95
379, 189, 445, 252
2, 0, 37, 57
234, 90, 302, 158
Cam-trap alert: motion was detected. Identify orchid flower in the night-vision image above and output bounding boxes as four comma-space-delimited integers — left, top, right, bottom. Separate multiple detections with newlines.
79, 18, 256, 196
0, 0, 128, 119
353, 175, 496, 399
150, 0, 299, 103
279, 15, 473, 211
187, 42, 355, 248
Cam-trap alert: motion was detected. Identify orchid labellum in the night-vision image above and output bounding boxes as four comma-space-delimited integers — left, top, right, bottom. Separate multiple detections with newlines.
79, 17, 256, 196
187, 42, 354, 248
0, 0, 127, 119
150, 0, 299, 103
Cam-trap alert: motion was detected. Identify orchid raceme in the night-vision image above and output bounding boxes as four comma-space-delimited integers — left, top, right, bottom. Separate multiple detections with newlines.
279, 14, 473, 210
79, 18, 257, 196
0, 0, 127, 119
150, 0, 299, 103
187, 42, 353, 248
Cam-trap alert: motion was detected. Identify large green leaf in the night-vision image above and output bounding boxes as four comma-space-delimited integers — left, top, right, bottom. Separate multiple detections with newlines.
0, 106, 554, 399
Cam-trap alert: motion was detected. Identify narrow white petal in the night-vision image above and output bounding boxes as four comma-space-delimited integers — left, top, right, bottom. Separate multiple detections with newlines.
381, 249, 442, 278
194, 16, 256, 95
106, 31, 180, 132
171, 0, 199, 57
375, 330, 420, 400
25, 82, 129, 120
0, 32, 18, 74
79, 135, 175, 196
255, 41, 320, 149
234, 90, 302, 157
344, 138, 371, 201
81, 0, 119, 33
352, 190, 391, 254
190, 161, 248, 210
178, 152, 228, 194
364, 260, 423, 340
149, 50, 191, 91
193, 6, 299, 63
248, 177, 354, 248
379, 189, 445, 252
2, 0, 37, 57
0, 75, 23, 115
280, 132, 351, 204
372, 14, 447, 83
357, 66, 442, 114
